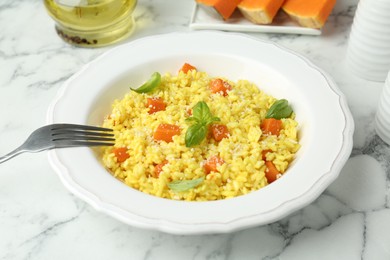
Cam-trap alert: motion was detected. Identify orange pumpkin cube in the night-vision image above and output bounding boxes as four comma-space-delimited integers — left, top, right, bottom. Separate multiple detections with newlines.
153, 124, 181, 143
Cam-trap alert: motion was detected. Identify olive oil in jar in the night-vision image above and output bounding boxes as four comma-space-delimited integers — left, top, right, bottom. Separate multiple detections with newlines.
44, 0, 137, 47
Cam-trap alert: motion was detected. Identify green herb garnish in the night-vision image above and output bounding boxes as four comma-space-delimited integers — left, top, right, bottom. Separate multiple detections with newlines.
168, 177, 205, 192
185, 101, 220, 147
130, 72, 161, 93
265, 99, 293, 119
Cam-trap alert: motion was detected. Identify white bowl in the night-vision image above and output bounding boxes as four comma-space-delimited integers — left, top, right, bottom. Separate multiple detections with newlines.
47, 31, 354, 235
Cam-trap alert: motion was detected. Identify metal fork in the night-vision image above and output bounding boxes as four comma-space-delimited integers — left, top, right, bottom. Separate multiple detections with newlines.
0, 124, 115, 164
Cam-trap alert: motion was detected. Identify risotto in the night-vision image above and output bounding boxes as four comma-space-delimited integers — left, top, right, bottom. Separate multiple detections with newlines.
101, 63, 300, 201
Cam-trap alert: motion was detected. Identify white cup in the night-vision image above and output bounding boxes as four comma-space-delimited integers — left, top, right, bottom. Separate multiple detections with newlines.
375, 71, 390, 144
346, 0, 390, 82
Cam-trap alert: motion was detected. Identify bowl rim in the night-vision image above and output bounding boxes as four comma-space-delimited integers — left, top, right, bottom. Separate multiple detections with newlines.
47, 31, 354, 234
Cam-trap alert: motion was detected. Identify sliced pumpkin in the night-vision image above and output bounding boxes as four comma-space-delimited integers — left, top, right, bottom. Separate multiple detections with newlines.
179, 63, 197, 74
209, 78, 232, 96
154, 160, 168, 177
265, 161, 279, 184
112, 147, 130, 163
146, 97, 166, 114
282, 0, 336, 29
153, 124, 181, 143
260, 118, 282, 136
210, 124, 229, 142
204, 155, 225, 174
238, 0, 284, 24
196, 0, 242, 20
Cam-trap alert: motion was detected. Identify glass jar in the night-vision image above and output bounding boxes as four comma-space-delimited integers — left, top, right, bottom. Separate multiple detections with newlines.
44, 0, 137, 47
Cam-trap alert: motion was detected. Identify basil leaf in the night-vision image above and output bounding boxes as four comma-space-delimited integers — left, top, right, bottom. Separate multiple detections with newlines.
185, 123, 207, 147
168, 177, 205, 192
185, 117, 200, 124
192, 101, 210, 122
265, 99, 293, 119
185, 101, 220, 147
208, 116, 221, 125
130, 72, 161, 93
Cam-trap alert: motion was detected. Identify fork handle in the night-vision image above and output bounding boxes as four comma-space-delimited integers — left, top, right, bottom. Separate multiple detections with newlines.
0, 147, 25, 164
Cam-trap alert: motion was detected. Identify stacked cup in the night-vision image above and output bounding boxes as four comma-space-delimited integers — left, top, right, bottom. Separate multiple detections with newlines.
375, 72, 390, 144
346, 0, 390, 82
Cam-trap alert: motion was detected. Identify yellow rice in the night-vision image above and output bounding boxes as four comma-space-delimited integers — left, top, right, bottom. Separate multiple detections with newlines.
101, 69, 300, 201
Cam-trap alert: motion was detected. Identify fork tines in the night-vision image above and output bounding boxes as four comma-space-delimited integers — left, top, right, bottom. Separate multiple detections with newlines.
50, 124, 115, 147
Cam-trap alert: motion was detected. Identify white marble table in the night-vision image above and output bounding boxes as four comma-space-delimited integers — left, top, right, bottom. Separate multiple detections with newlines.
1, 0, 389, 259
